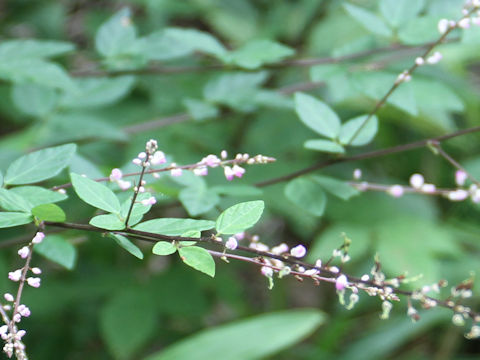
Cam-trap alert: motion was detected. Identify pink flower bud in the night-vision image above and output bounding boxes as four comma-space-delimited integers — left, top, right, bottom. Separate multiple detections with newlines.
109, 168, 123, 181
220, 150, 228, 159
27, 277, 41, 288
409, 174, 424, 189
455, 170, 468, 186
421, 183, 436, 193
271, 243, 289, 255
201, 155, 221, 167
31, 267, 42, 275
8, 270, 22, 282
118, 180, 132, 190
32, 232, 45, 244
18, 246, 29, 259
137, 152, 147, 159
13, 314, 21, 323
234, 232, 245, 240
388, 185, 404, 198
224, 166, 235, 181
141, 197, 156, 206
16, 330, 26, 339
4, 293, 14, 302
225, 237, 238, 250
18, 305, 30, 317
261, 266, 273, 277
170, 166, 182, 177
232, 165, 245, 178
353, 168, 362, 180
193, 166, 208, 176
448, 189, 469, 201
0, 325, 8, 336
335, 274, 348, 291
151, 151, 166, 165
132, 158, 142, 166
438, 18, 449, 34
290, 245, 307, 258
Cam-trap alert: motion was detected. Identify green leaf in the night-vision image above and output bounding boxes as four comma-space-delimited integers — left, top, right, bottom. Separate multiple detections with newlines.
70, 173, 121, 214
294, 92, 341, 139
304, 139, 345, 154
224, 39, 295, 69
32, 203, 66, 222
0, 212, 33, 228
284, 177, 327, 216
398, 17, 439, 45
0, 188, 33, 212
339, 115, 378, 146
34, 235, 76, 270
134, 218, 215, 236
5, 144, 76, 185
211, 185, 263, 197
178, 246, 215, 277
204, 72, 268, 112
152, 241, 177, 256
343, 3, 393, 37
0, 59, 76, 91
311, 175, 360, 201
0, 171, 3, 187
11, 83, 58, 117
120, 192, 154, 227
139, 28, 227, 60
179, 186, 220, 217
215, 200, 264, 235
145, 309, 325, 360
90, 214, 125, 230
0, 39, 74, 60
379, 0, 425, 28
10, 186, 67, 207
60, 76, 135, 108
183, 98, 219, 121
95, 8, 137, 58
109, 234, 143, 260
101, 290, 156, 360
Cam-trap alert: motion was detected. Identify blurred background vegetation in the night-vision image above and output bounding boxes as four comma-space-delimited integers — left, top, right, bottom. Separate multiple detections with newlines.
0, 0, 479, 359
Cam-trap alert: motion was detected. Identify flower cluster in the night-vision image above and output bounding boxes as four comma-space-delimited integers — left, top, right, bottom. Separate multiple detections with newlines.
1, 232, 45, 359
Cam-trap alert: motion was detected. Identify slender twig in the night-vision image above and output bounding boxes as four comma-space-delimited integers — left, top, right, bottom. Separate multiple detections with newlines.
255, 125, 480, 187
124, 154, 150, 228
431, 142, 480, 186
12, 244, 34, 324
347, 10, 475, 145
70, 40, 450, 78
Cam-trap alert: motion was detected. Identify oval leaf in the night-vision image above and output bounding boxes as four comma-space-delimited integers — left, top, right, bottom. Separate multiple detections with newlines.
134, 218, 215, 236
5, 144, 76, 185
304, 139, 345, 154
0, 212, 33, 228
294, 92, 341, 139
90, 214, 125, 230
10, 186, 67, 207
109, 234, 143, 260
34, 235, 76, 270
71, 173, 121, 214
152, 241, 177, 256
145, 309, 325, 360
178, 246, 215, 277
285, 177, 327, 216
32, 203, 66, 222
0, 188, 33, 212
215, 200, 264, 235
339, 115, 378, 146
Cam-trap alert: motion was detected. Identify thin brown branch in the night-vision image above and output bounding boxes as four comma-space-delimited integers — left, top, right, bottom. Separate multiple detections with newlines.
255, 126, 480, 187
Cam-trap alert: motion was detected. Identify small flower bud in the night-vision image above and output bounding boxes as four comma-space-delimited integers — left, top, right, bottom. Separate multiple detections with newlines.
415, 57, 425, 66
455, 170, 468, 186
290, 245, 307, 258
388, 185, 404, 198
448, 189, 469, 201
438, 18, 449, 33
117, 180, 132, 190
8, 270, 22, 282
193, 166, 208, 176
225, 237, 238, 250
151, 151, 166, 165
421, 183, 436, 193
132, 158, 142, 166
4, 293, 14, 302
224, 166, 235, 181
220, 150, 228, 159
353, 168, 362, 180
31, 267, 42, 275
18, 246, 29, 259
261, 266, 273, 277
409, 173, 424, 189
32, 232, 45, 244
27, 277, 41, 288
335, 274, 348, 291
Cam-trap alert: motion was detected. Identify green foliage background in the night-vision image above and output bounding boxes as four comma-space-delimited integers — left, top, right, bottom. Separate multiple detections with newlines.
0, 0, 479, 359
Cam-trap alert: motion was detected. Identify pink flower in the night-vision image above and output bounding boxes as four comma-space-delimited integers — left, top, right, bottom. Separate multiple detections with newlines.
141, 197, 156, 206
137, 152, 147, 159
225, 237, 238, 250
170, 166, 182, 177
421, 183, 436, 193
18, 246, 29, 259
0, 325, 8, 336
271, 243, 289, 255
16, 330, 26, 339
27, 277, 41, 288
234, 232, 245, 240
335, 274, 348, 291
151, 151, 166, 165
18, 305, 30, 317
193, 166, 208, 176
221, 150, 228, 159
388, 185, 404, 198
201, 155, 221, 167
290, 245, 307, 258
455, 170, 468, 186
132, 158, 142, 166
232, 165, 245, 178
448, 189, 469, 201
8, 270, 22, 282
261, 266, 273, 277
32, 232, 45, 244
118, 180, 132, 190
109, 168, 123, 181
224, 166, 235, 181
31, 267, 42, 275
4, 293, 14, 302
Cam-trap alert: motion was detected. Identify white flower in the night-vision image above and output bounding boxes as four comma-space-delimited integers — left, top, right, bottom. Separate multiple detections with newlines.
290, 245, 307, 258
225, 237, 238, 250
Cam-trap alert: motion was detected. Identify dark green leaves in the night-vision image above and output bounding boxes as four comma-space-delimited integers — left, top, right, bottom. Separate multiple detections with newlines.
215, 201, 265, 235
71, 173, 120, 214
145, 309, 325, 360
5, 144, 76, 185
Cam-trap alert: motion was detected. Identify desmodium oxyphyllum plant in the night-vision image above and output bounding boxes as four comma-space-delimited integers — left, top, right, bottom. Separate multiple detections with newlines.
1, 0, 480, 359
